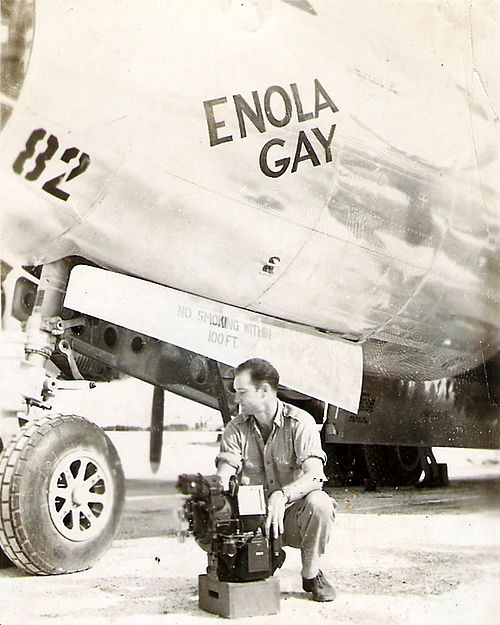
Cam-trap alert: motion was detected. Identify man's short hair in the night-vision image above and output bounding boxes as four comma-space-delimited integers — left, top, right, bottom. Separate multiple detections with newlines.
234, 358, 279, 391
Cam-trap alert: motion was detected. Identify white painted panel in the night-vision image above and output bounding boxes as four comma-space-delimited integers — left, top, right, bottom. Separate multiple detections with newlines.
65, 266, 362, 413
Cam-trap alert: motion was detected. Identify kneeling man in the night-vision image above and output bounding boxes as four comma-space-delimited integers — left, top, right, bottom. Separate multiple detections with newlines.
216, 358, 337, 602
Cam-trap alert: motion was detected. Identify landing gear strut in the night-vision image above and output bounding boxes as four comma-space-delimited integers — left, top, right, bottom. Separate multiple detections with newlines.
417, 448, 449, 488
0, 260, 125, 574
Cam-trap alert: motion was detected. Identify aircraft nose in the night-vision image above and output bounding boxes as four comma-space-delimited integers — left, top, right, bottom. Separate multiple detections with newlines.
1, 0, 35, 132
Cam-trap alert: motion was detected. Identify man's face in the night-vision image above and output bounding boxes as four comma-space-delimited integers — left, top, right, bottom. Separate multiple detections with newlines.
233, 370, 265, 415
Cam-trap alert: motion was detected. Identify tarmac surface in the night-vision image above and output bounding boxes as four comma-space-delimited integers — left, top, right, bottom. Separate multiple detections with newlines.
1, 430, 499, 625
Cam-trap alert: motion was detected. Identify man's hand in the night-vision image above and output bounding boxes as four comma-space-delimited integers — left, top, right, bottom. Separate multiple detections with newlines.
216, 460, 237, 491
265, 489, 287, 539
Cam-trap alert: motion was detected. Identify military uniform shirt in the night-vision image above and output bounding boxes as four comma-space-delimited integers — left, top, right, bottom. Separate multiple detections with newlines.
216, 400, 327, 497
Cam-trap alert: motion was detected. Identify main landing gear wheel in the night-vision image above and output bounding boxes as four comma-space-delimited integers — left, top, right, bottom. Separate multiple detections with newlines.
0, 415, 125, 575
364, 444, 425, 487
321, 430, 368, 486
0, 441, 13, 569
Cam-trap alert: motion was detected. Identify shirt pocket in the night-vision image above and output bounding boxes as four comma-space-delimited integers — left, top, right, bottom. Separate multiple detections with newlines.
242, 442, 265, 477
274, 428, 296, 474
242, 456, 265, 485
274, 457, 296, 483
243, 456, 264, 473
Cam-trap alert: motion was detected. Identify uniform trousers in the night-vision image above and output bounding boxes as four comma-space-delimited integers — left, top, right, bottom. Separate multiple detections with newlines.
282, 489, 337, 572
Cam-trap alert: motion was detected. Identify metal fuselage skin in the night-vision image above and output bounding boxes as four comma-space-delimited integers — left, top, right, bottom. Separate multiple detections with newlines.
1, 1, 499, 388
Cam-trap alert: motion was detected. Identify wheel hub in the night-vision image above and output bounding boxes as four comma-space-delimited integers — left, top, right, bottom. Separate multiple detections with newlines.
72, 485, 87, 507
48, 451, 114, 542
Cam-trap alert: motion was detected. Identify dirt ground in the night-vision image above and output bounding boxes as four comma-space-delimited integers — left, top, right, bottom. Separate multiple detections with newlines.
1, 428, 499, 625
1, 507, 499, 625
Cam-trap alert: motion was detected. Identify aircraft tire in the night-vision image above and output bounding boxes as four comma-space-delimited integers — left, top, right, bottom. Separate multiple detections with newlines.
0, 441, 13, 569
364, 444, 424, 486
0, 414, 125, 575
321, 435, 368, 486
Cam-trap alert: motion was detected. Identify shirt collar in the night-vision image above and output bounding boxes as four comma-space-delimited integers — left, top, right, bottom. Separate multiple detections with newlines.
274, 399, 284, 427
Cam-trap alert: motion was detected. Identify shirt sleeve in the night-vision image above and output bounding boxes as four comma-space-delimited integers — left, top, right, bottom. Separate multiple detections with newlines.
215, 419, 244, 471
292, 409, 327, 468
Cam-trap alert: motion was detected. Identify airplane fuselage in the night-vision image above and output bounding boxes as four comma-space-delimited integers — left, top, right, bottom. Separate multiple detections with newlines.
1, 0, 498, 383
